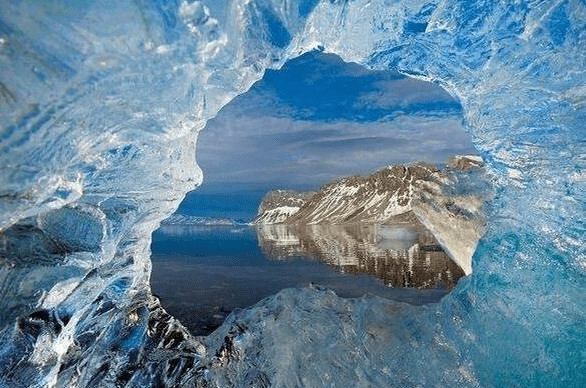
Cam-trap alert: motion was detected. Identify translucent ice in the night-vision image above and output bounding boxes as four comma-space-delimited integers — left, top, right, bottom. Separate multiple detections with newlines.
0, 0, 585, 387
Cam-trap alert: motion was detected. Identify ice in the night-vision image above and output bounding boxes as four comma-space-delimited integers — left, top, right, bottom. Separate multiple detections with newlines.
1, 0, 585, 387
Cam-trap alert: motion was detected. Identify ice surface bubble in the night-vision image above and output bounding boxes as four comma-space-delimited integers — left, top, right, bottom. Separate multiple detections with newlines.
38, 206, 105, 254
0, 0, 585, 387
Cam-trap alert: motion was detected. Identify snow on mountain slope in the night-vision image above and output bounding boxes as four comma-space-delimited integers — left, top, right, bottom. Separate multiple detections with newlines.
254, 158, 490, 275
254, 163, 436, 224
254, 206, 301, 224
253, 189, 310, 224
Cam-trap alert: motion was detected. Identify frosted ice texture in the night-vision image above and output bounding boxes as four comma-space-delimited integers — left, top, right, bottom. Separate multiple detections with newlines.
0, 0, 585, 387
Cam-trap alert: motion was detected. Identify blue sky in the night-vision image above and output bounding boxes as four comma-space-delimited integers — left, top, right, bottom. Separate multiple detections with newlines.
179, 51, 477, 219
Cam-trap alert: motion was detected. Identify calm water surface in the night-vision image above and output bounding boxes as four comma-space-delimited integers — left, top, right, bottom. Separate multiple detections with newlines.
150, 224, 464, 336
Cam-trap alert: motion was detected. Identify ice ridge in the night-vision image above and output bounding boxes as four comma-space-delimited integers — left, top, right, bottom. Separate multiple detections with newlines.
0, 0, 585, 387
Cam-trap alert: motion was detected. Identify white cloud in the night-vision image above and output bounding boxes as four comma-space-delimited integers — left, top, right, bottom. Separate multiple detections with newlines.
197, 113, 476, 188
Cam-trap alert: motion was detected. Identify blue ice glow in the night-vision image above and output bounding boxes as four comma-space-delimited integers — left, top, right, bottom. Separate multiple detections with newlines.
0, 1, 585, 387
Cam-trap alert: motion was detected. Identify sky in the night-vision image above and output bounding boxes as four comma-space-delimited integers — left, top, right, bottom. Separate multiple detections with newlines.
177, 51, 477, 220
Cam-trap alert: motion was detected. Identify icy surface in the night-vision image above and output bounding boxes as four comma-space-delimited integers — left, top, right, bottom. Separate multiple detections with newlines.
161, 214, 242, 226
1, 0, 586, 387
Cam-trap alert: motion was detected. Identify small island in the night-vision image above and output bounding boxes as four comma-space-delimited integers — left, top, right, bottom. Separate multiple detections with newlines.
254, 155, 488, 276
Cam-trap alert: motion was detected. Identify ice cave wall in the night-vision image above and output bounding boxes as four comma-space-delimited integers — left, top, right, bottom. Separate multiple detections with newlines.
0, 0, 585, 387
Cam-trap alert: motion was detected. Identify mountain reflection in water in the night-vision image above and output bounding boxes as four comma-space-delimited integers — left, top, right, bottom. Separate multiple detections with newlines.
151, 221, 466, 336
256, 223, 465, 290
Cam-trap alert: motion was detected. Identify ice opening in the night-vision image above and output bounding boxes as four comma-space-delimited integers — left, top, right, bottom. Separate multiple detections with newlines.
151, 50, 490, 336
0, 1, 585, 387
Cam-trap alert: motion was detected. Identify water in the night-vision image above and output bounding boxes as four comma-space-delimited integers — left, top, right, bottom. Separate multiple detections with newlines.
151, 222, 464, 336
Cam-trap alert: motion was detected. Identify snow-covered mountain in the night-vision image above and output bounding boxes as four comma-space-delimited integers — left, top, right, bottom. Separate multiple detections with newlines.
254, 163, 436, 224
254, 156, 489, 275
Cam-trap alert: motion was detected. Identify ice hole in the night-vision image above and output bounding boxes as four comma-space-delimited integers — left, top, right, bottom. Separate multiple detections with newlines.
150, 51, 484, 336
